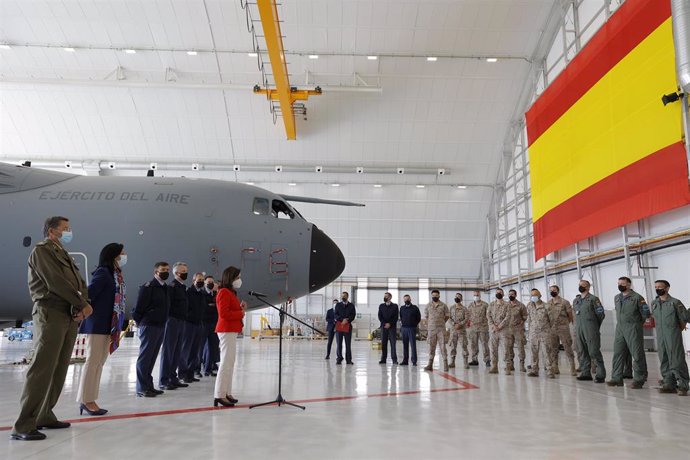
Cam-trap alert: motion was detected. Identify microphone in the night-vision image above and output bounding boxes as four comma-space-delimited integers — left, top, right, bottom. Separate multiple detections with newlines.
248, 290, 267, 297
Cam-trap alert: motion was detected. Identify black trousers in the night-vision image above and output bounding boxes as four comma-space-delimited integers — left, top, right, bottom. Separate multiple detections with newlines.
336, 331, 352, 362
326, 329, 335, 357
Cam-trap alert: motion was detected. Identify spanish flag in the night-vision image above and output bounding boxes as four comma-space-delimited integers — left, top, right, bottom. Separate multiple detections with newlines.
526, 0, 690, 261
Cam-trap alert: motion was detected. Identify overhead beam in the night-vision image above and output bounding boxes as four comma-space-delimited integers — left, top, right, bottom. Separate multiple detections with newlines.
256, 0, 296, 140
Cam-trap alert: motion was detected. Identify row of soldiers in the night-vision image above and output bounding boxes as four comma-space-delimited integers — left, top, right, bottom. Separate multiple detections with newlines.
426, 277, 689, 394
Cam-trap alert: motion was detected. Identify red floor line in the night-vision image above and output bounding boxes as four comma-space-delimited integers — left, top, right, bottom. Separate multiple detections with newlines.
0, 375, 479, 431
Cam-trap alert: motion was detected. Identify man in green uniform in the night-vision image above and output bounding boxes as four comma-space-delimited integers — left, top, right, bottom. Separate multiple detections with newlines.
574, 280, 606, 383
652, 280, 689, 396
607, 276, 649, 389
11, 216, 93, 441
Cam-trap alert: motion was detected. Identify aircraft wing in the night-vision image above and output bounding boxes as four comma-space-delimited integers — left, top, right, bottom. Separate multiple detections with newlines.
279, 195, 365, 207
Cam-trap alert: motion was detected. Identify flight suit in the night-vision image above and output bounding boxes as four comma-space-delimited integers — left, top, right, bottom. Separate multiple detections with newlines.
133, 279, 170, 393
506, 300, 528, 372
179, 286, 206, 382
467, 300, 490, 365
487, 299, 513, 374
652, 295, 689, 393
159, 279, 188, 388
573, 293, 606, 380
547, 296, 577, 375
424, 301, 450, 371
610, 290, 649, 385
13, 239, 88, 435
447, 302, 469, 368
527, 301, 554, 377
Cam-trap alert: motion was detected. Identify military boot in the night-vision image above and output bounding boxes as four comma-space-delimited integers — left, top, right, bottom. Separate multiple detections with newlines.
508, 360, 515, 372
505, 366, 512, 376
463, 357, 469, 369
423, 359, 434, 371
570, 364, 577, 376
443, 359, 449, 372
519, 360, 527, 372
488, 364, 498, 374
448, 359, 455, 369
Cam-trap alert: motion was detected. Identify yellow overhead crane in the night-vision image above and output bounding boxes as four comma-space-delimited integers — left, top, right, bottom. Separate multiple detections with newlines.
255, 0, 321, 140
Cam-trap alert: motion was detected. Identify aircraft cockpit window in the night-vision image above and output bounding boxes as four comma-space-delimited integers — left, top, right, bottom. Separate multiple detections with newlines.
253, 197, 270, 215
272, 199, 295, 220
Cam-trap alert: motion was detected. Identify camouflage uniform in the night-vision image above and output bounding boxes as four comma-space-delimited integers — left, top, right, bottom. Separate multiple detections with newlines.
447, 302, 469, 369
424, 301, 450, 371
467, 300, 490, 365
506, 300, 528, 372
547, 296, 577, 376
527, 300, 554, 378
487, 299, 513, 374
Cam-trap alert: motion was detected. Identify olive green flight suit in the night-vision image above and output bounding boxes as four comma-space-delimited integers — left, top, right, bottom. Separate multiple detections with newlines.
610, 290, 649, 385
652, 295, 689, 392
573, 293, 606, 380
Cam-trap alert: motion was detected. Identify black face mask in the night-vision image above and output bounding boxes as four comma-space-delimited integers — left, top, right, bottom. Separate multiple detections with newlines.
508, 295, 516, 301
341, 298, 347, 302
656, 289, 666, 296
431, 296, 440, 302
196, 281, 205, 289
550, 291, 558, 298
455, 297, 461, 303
206, 283, 214, 290
617, 285, 627, 292
404, 301, 411, 305
578, 286, 587, 293
179, 273, 188, 281
158, 271, 170, 281
384, 298, 391, 303
495, 293, 503, 300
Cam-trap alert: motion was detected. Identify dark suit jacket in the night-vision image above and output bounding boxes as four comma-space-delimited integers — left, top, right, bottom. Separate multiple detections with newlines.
326, 308, 336, 333
335, 301, 356, 333
79, 266, 116, 335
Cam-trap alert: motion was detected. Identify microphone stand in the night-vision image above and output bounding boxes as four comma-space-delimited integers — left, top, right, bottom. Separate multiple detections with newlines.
249, 294, 326, 411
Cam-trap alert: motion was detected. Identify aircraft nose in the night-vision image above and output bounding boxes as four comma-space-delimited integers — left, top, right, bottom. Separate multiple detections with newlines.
309, 226, 345, 293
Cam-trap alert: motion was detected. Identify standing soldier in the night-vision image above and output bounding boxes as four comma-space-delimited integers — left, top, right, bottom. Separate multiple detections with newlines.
574, 280, 606, 383
487, 288, 513, 375
547, 285, 577, 376
527, 289, 554, 378
424, 289, 450, 372
447, 292, 469, 369
506, 289, 528, 373
652, 280, 689, 395
467, 290, 491, 367
607, 277, 650, 389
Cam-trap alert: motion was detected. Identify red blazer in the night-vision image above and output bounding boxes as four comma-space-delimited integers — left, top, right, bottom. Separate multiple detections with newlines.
216, 288, 245, 333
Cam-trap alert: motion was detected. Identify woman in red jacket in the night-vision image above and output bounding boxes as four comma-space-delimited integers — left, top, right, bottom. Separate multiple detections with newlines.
213, 266, 246, 407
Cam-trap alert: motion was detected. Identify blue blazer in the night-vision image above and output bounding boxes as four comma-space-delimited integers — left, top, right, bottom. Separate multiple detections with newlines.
326, 308, 336, 333
79, 266, 116, 335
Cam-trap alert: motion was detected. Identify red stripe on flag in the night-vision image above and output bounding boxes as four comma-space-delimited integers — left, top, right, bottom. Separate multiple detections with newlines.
525, 0, 671, 145
533, 142, 690, 260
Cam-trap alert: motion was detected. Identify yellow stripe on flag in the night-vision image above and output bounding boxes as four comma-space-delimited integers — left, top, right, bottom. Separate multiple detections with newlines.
529, 18, 681, 222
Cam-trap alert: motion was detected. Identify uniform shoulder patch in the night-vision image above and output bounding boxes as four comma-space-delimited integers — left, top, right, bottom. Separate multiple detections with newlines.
144, 282, 151, 287
595, 298, 602, 306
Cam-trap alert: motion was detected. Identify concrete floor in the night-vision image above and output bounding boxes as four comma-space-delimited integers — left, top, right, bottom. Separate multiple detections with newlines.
1, 336, 689, 460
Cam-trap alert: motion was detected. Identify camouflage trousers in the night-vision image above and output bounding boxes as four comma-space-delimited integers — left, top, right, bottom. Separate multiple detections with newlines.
551, 325, 576, 371
490, 329, 513, 368
448, 329, 468, 361
427, 328, 447, 361
506, 327, 526, 363
530, 330, 554, 375
468, 328, 490, 363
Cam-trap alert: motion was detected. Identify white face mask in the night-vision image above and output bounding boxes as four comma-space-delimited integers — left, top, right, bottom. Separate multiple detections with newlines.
118, 254, 127, 267
473, 296, 480, 302
531, 296, 540, 303
232, 278, 242, 289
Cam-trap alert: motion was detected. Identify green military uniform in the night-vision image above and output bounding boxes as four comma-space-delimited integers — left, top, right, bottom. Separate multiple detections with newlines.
573, 293, 606, 380
610, 290, 649, 385
12, 239, 89, 435
651, 295, 689, 392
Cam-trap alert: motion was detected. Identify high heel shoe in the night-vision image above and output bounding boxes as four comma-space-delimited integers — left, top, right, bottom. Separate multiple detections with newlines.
225, 395, 239, 404
79, 403, 108, 416
213, 398, 235, 407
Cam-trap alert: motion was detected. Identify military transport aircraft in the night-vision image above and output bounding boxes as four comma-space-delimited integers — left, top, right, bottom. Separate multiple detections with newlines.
0, 162, 355, 322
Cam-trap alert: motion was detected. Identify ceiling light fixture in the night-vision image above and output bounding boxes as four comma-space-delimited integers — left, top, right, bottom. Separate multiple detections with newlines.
288, 183, 297, 186
331, 183, 341, 187
416, 184, 425, 189
248, 52, 258, 57
486, 58, 498, 63
0, 44, 11, 50
373, 184, 383, 188
124, 49, 136, 54
457, 185, 467, 189
426, 56, 438, 62
367, 55, 377, 60
63, 47, 75, 52
308, 55, 319, 59
187, 51, 198, 56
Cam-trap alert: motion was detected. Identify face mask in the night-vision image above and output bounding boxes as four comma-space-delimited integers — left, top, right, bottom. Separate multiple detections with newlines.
59, 230, 73, 244
384, 298, 390, 303
179, 273, 188, 281
473, 296, 480, 302
158, 271, 170, 281
531, 296, 539, 303
195, 281, 204, 289
617, 285, 626, 293
431, 296, 439, 302
206, 283, 214, 290
578, 286, 587, 293
341, 297, 347, 302
455, 297, 461, 303
118, 254, 127, 267
232, 279, 242, 289
508, 295, 516, 301
655, 289, 666, 296
495, 293, 503, 300
550, 291, 558, 298
405, 300, 411, 305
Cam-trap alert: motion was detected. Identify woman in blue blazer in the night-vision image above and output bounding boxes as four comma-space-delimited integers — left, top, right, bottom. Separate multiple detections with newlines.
76, 243, 127, 416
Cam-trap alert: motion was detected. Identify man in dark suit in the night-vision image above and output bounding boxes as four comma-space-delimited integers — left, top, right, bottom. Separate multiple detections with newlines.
378, 292, 399, 364
399, 294, 422, 366
325, 300, 337, 359
335, 292, 356, 365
